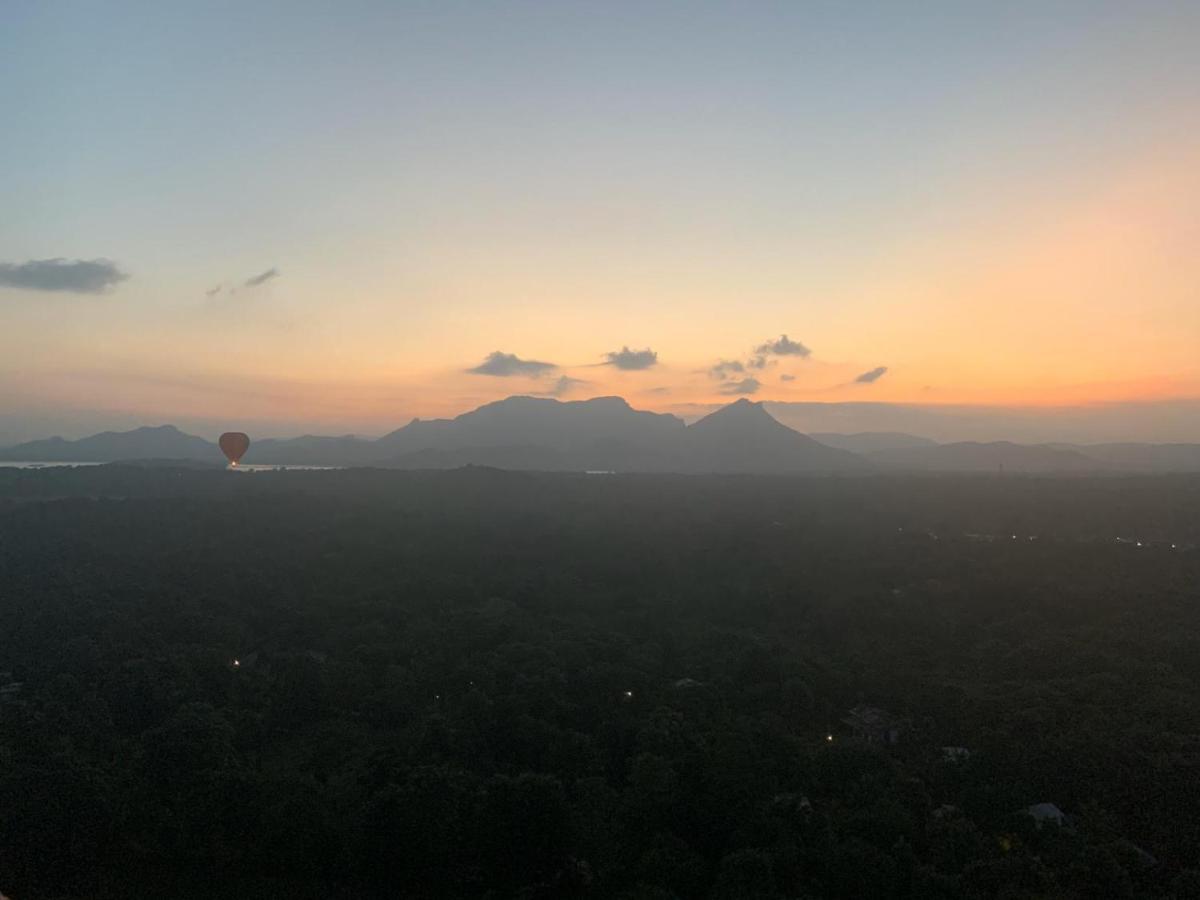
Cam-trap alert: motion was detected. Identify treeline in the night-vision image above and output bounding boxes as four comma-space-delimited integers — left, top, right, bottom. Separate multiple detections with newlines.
1, 468, 1199, 897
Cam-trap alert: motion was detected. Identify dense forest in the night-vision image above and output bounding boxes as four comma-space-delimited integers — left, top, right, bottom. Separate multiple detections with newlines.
2, 466, 1200, 898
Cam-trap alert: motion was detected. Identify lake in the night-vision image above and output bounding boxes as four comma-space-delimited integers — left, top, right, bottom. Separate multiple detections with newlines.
0, 461, 342, 470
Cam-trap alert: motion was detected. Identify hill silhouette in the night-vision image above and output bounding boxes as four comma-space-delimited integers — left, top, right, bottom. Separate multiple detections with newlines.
6, 397, 1200, 473
0, 424, 220, 463
678, 399, 865, 473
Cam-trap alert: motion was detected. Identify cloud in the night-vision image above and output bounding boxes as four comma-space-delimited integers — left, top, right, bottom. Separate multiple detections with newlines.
205, 284, 224, 298
604, 346, 658, 370
854, 366, 889, 384
748, 355, 769, 369
718, 377, 761, 395
244, 267, 279, 287
467, 351, 557, 377
780, 373, 796, 382
755, 334, 811, 358
548, 375, 588, 396
709, 359, 745, 380
0, 258, 128, 294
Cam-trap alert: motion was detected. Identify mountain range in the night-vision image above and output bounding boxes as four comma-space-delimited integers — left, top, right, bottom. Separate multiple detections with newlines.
3, 395, 1200, 474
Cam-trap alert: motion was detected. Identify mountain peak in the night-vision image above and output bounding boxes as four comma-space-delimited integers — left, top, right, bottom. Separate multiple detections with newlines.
581, 395, 631, 408
725, 398, 759, 410
680, 397, 867, 472
693, 397, 775, 428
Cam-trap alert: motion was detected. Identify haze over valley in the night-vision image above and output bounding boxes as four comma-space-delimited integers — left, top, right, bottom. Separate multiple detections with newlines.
6, 395, 1200, 474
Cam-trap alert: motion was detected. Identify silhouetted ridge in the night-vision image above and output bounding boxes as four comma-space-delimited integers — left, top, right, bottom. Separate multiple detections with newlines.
377, 394, 685, 460
0, 425, 221, 462
10, 396, 1200, 472
680, 400, 866, 473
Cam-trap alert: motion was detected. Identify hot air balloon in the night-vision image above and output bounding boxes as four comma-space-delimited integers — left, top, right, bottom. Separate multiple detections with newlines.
219, 432, 250, 467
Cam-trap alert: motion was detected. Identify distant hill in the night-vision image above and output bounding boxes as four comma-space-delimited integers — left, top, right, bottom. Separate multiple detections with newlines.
376, 395, 685, 471
810, 431, 937, 454
679, 399, 866, 473
378, 395, 685, 454
9, 399, 1199, 475
0, 425, 221, 463
377, 397, 866, 474
867, 441, 1102, 473
1059, 443, 1200, 473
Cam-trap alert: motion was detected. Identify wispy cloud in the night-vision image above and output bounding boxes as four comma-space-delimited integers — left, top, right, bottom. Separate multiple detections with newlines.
780, 373, 796, 382
718, 377, 761, 395
854, 366, 889, 384
0, 258, 128, 294
467, 351, 557, 377
548, 375, 588, 396
244, 267, 279, 287
709, 359, 745, 380
756, 334, 811, 358
604, 346, 658, 370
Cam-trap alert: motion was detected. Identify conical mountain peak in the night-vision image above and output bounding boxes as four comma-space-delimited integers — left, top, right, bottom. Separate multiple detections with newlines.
691, 397, 783, 431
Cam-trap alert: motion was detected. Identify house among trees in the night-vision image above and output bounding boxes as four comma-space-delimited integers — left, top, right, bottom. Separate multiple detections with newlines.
841, 705, 906, 744
1025, 803, 1068, 829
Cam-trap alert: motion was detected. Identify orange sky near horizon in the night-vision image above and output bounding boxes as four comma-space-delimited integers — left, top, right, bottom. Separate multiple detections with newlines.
6, 140, 1197, 435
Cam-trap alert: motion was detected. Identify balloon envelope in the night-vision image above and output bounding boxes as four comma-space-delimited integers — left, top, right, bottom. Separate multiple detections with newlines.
219, 432, 250, 466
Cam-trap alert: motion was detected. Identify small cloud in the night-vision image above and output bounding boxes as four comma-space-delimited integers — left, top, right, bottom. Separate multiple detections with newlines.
644, 386, 672, 395
244, 267, 279, 287
718, 377, 761, 395
854, 366, 889, 384
748, 355, 769, 369
0, 258, 128, 294
755, 334, 811, 358
548, 375, 588, 396
205, 284, 223, 298
604, 346, 658, 370
467, 351, 557, 377
709, 359, 745, 380
780, 373, 796, 382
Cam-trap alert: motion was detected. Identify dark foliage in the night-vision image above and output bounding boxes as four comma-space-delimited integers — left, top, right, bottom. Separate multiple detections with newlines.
1, 466, 1199, 897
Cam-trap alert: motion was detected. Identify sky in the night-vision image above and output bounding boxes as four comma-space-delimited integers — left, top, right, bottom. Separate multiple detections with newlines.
3, 1, 1199, 442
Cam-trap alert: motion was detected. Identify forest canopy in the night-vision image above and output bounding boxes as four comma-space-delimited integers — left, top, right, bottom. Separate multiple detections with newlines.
1, 466, 1199, 898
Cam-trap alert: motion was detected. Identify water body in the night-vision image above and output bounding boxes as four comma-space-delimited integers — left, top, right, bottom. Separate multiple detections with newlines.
0, 461, 105, 468
231, 464, 341, 471
0, 461, 341, 471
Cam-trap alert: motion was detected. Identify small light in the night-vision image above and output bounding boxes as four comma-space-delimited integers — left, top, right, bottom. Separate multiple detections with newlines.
624, 690, 633, 699
232, 659, 240, 667
826, 734, 834, 742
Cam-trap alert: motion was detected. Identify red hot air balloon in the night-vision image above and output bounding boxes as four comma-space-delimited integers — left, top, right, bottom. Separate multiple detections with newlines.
219, 432, 251, 467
